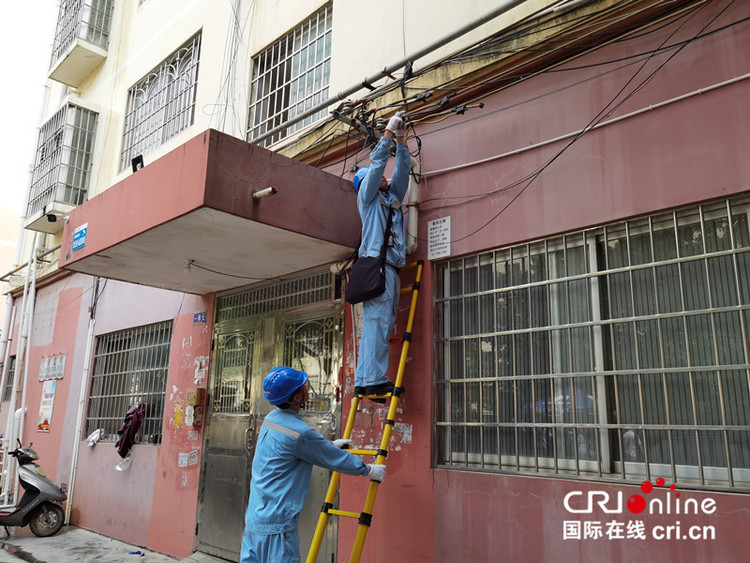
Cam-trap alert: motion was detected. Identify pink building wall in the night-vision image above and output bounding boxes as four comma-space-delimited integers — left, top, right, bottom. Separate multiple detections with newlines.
9, 278, 212, 557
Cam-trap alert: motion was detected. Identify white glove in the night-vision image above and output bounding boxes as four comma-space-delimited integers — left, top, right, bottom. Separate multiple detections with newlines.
332, 439, 352, 449
366, 463, 386, 483
385, 111, 405, 137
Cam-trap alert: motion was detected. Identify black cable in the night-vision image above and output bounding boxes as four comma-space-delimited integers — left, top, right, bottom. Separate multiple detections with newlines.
442, 0, 736, 245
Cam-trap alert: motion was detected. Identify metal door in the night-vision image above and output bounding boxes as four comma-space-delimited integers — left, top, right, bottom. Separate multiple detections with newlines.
195, 326, 260, 561
196, 280, 342, 562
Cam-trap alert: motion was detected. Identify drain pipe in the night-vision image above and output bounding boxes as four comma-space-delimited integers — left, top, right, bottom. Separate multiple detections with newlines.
16, 235, 43, 451
65, 276, 99, 525
254, 0, 528, 145
1, 232, 39, 505
406, 157, 421, 256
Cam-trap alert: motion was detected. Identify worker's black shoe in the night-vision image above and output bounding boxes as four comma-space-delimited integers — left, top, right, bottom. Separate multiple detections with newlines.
353, 386, 366, 396
365, 382, 395, 404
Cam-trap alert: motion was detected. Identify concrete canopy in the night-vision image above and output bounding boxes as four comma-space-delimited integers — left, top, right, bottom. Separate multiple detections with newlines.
59, 129, 360, 295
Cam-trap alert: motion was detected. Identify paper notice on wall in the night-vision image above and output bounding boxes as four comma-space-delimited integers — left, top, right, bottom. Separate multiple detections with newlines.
428, 216, 451, 260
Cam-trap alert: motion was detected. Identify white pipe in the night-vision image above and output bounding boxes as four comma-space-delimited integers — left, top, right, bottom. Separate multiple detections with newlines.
0, 298, 13, 366
65, 277, 99, 525
2, 232, 37, 496
254, 0, 529, 144
406, 157, 421, 256
17, 235, 43, 451
0, 306, 17, 412
423, 71, 750, 178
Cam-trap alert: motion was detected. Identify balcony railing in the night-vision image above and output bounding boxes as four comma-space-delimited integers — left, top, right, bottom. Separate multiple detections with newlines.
24, 103, 98, 233
49, 0, 113, 87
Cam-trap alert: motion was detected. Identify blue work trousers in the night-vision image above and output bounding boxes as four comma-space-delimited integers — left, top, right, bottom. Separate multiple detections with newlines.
240, 527, 300, 563
355, 264, 400, 387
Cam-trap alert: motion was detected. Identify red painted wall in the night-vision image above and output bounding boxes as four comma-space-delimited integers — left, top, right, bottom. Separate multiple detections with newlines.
434, 472, 750, 562
147, 295, 214, 557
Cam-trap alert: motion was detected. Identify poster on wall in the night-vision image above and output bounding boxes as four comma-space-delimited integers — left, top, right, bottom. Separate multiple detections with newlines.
37, 380, 57, 432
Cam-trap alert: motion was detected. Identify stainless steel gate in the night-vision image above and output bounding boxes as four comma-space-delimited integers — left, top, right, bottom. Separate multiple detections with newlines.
196, 270, 342, 562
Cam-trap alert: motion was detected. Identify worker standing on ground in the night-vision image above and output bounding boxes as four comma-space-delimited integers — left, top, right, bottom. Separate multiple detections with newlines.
351, 112, 410, 400
240, 366, 386, 563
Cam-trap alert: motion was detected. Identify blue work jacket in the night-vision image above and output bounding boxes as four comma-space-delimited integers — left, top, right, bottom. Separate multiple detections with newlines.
244, 408, 368, 534
357, 136, 411, 269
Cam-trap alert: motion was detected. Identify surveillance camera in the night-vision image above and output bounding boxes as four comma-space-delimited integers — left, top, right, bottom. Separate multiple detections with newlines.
46, 213, 69, 223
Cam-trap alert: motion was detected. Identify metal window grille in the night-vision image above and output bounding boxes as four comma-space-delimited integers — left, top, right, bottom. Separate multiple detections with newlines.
86, 321, 173, 444
121, 33, 201, 170
2, 357, 15, 403
436, 195, 750, 491
212, 331, 256, 414
216, 270, 338, 322
284, 316, 338, 413
50, 0, 114, 67
247, 3, 332, 146
26, 103, 98, 219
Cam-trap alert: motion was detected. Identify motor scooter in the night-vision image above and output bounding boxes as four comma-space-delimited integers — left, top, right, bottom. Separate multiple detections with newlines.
0, 441, 66, 537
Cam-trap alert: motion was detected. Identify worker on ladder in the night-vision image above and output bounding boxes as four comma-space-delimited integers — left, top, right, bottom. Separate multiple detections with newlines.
240, 367, 386, 563
351, 111, 410, 401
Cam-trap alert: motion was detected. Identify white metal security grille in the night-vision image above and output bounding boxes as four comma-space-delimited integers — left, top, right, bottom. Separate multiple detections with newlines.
216, 270, 337, 322
87, 321, 173, 444
26, 103, 98, 218
284, 317, 338, 413
212, 331, 256, 414
247, 3, 332, 146
436, 195, 750, 491
50, 0, 114, 66
121, 33, 201, 169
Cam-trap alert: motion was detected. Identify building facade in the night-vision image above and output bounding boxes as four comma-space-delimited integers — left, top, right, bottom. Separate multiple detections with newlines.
1, 0, 749, 561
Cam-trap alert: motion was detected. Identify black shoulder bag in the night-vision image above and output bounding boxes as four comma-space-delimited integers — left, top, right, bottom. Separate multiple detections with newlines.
345, 204, 395, 305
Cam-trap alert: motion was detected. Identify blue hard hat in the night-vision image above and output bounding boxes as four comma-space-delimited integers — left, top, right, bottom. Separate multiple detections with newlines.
352, 166, 369, 192
263, 367, 308, 405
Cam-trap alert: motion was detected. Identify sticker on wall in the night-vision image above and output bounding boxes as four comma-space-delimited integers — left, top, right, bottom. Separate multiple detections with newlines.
37, 380, 57, 432
188, 450, 199, 466
428, 216, 451, 260
173, 401, 184, 427
72, 223, 88, 251
39, 354, 66, 381
193, 356, 208, 384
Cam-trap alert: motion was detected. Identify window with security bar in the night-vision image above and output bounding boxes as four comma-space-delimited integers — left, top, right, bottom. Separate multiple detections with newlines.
212, 331, 256, 414
436, 195, 750, 491
121, 32, 201, 170
26, 103, 98, 219
86, 321, 172, 444
247, 3, 332, 146
284, 317, 338, 413
3, 357, 15, 403
50, 0, 114, 67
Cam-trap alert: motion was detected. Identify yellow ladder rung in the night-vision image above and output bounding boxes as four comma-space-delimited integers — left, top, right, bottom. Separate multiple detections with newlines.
327, 509, 360, 519
347, 449, 378, 456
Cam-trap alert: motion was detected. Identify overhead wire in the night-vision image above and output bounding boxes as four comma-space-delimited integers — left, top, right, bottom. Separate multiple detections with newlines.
444, 0, 738, 245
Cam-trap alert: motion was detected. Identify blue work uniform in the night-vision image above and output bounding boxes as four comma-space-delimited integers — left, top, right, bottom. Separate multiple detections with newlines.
240, 408, 369, 563
355, 135, 411, 387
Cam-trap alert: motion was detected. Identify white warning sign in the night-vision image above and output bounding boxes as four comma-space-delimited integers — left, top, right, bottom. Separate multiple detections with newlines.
428, 216, 451, 260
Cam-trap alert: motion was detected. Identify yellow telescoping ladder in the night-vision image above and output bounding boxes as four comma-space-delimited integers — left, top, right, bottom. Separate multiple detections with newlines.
306, 260, 424, 563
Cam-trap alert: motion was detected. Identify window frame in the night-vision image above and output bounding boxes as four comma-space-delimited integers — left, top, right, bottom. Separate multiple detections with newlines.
435, 196, 750, 491
120, 32, 202, 170
247, 3, 333, 146
86, 321, 173, 445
